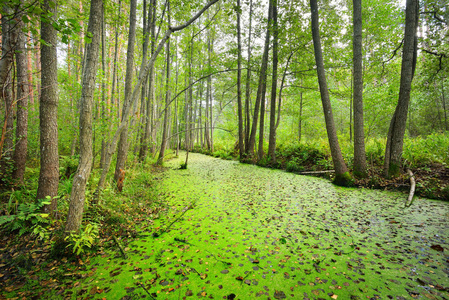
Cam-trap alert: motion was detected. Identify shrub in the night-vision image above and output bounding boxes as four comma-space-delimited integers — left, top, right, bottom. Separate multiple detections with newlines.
0, 197, 52, 238
65, 222, 100, 255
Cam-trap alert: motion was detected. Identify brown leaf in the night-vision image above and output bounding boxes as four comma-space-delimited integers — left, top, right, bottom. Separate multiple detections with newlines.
89, 286, 98, 295
430, 245, 444, 252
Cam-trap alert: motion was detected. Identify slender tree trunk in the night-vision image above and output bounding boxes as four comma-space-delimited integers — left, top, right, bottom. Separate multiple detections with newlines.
310, 0, 351, 186
349, 73, 353, 143
26, 23, 34, 105
247, 0, 272, 158
100, 1, 108, 169
37, 0, 59, 213
204, 26, 212, 150
157, 22, 171, 165
384, 0, 419, 178
298, 84, 303, 142
442, 80, 447, 131
268, 0, 279, 163
352, 0, 367, 178
12, 2, 29, 184
110, 0, 121, 119
141, 0, 157, 160
114, 0, 137, 181
65, 0, 102, 233
236, 0, 244, 159
209, 34, 215, 152
0, 5, 15, 178
244, 0, 253, 154
138, 0, 150, 161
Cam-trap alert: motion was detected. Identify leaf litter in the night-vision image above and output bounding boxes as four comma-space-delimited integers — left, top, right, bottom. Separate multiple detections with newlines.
6, 152, 448, 299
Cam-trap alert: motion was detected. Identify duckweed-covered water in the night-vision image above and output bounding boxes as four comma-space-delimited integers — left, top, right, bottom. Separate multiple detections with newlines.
74, 152, 449, 299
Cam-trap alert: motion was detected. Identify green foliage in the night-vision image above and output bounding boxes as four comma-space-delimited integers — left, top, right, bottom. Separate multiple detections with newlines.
59, 155, 79, 179
65, 223, 100, 255
403, 133, 449, 167
285, 157, 305, 173
365, 138, 386, 166
0, 197, 51, 238
276, 142, 330, 171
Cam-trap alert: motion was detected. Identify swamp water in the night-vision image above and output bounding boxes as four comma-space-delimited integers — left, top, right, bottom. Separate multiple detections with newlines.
73, 152, 449, 299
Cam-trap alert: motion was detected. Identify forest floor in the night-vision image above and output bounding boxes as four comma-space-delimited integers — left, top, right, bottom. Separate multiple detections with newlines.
1, 152, 449, 299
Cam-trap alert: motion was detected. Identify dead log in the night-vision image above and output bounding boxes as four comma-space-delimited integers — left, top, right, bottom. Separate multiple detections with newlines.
405, 168, 416, 207
298, 170, 335, 174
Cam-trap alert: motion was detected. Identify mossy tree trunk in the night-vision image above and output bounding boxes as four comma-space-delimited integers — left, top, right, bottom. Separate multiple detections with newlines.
384, 0, 419, 178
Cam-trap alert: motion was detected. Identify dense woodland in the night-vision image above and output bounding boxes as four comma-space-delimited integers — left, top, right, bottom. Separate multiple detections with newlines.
0, 0, 448, 239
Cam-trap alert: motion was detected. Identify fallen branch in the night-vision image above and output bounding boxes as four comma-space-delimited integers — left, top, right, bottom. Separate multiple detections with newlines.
405, 168, 416, 207
153, 203, 194, 237
298, 170, 335, 174
112, 235, 128, 259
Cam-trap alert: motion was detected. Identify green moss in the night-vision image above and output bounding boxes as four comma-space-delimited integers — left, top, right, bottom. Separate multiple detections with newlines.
333, 171, 353, 187
387, 162, 402, 178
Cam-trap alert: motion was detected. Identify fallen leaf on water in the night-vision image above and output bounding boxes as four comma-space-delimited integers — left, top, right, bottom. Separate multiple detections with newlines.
430, 245, 444, 252
274, 290, 286, 299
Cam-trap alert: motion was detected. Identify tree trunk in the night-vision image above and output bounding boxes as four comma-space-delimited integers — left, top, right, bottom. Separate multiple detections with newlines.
237, 0, 244, 159
268, 0, 279, 163
310, 0, 351, 186
298, 85, 303, 142
204, 22, 212, 150
247, 0, 272, 157
37, 0, 59, 213
244, 0, 253, 153
110, 0, 121, 119
384, 0, 419, 178
352, 0, 367, 178
141, 0, 157, 160
114, 0, 137, 181
65, 0, 102, 233
12, 2, 29, 184
138, 0, 150, 161
441, 80, 447, 131
26, 24, 34, 105
157, 29, 171, 165
100, 1, 107, 170
0, 5, 15, 179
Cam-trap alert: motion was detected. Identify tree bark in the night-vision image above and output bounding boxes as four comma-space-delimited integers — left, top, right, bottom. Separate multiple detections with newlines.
141, 0, 157, 159
114, 0, 137, 182
100, 1, 107, 169
247, 0, 272, 157
12, 1, 29, 184
310, 0, 351, 186
65, 0, 102, 233
157, 19, 171, 165
138, 0, 150, 161
384, 0, 419, 178
352, 0, 367, 178
0, 5, 15, 179
244, 0, 253, 153
237, 0, 244, 159
110, 0, 121, 119
268, 0, 279, 163
37, 0, 59, 213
